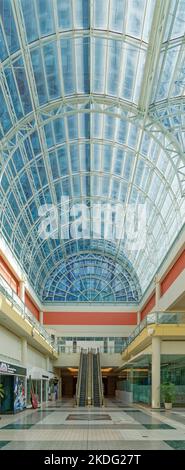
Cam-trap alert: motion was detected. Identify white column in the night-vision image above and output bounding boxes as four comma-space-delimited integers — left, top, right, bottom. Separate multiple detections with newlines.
137, 311, 141, 325
21, 338, 27, 366
155, 275, 161, 310
19, 279, 25, 303
39, 311, 43, 324
152, 336, 161, 409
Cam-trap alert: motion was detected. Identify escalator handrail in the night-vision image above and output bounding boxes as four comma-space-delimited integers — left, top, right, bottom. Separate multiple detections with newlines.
86, 350, 93, 405
76, 349, 84, 405
97, 350, 104, 406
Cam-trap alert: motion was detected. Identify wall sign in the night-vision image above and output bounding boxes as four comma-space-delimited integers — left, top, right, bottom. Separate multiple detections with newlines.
0, 361, 26, 376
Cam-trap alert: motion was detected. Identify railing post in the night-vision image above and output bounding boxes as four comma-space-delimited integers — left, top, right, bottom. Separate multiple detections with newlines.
76, 350, 83, 406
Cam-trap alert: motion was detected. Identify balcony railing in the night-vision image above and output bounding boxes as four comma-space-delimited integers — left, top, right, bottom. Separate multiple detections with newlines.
122, 311, 185, 353
0, 274, 58, 353
58, 345, 125, 354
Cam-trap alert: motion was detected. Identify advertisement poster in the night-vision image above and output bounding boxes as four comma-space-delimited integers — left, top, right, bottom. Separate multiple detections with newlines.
14, 376, 26, 413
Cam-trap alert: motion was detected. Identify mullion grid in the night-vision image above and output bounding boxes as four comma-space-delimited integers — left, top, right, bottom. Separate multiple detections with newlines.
42, 252, 140, 303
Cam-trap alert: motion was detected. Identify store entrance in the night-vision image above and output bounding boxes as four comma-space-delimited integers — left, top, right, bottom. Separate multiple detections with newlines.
0, 375, 14, 413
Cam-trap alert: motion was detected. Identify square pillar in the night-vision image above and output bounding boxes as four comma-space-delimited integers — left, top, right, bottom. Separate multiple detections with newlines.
152, 336, 161, 409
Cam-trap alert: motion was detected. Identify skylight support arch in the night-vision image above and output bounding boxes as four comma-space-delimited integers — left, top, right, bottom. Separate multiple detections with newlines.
0, 0, 185, 303
1, 96, 185, 194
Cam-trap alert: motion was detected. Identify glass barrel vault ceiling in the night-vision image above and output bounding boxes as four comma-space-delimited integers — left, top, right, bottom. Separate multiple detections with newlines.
0, 0, 185, 303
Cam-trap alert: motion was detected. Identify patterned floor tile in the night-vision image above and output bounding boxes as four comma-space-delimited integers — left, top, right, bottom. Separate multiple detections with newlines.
87, 440, 172, 450
1, 400, 185, 450
0, 441, 10, 449
164, 440, 185, 450
143, 424, 175, 430
2, 424, 34, 430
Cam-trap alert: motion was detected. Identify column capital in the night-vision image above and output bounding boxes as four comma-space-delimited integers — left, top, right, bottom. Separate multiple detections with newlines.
155, 274, 160, 284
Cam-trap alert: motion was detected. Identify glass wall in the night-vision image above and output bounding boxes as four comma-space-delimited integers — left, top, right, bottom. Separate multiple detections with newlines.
42, 380, 48, 402
58, 336, 127, 353
117, 355, 185, 406
117, 360, 151, 405
161, 356, 185, 405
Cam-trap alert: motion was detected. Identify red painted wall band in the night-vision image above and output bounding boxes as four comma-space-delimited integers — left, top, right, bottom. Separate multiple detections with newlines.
1, 249, 184, 326
25, 292, 39, 320
43, 311, 137, 325
0, 255, 18, 294
141, 293, 155, 321
161, 250, 185, 296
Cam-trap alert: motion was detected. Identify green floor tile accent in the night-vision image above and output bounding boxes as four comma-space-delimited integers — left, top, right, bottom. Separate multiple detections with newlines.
144, 424, 175, 430
165, 441, 185, 450
2, 423, 33, 430
0, 441, 10, 449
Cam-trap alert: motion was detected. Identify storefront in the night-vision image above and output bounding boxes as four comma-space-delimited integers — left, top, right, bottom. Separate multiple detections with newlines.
27, 366, 54, 406
0, 361, 26, 414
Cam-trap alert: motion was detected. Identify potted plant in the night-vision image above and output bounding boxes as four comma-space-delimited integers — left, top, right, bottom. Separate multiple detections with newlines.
161, 382, 176, 410
0, 383, 5, 418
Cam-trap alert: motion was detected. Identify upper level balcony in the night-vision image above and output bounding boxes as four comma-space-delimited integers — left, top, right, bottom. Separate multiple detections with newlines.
0, 274, 58, 358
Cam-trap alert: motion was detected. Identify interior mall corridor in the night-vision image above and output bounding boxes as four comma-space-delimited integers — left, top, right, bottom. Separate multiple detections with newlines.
1, 399, 185, 451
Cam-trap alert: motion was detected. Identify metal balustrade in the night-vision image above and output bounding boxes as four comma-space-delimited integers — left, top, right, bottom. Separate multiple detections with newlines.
122, 311, 185, 353
0, 274, 58, 353
59, 344, 124, 354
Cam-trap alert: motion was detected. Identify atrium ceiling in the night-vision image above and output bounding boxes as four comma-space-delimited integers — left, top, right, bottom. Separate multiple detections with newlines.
0, 0, 185, 303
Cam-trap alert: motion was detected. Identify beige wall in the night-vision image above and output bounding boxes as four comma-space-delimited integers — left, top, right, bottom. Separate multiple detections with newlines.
46, 325, 135, 337
0, 324, 52, 371
55, 353, 80, 368
100, 353, 123, 367
55, 352, 123, 368
0, 324, 22, 363
27, 345, 47, 369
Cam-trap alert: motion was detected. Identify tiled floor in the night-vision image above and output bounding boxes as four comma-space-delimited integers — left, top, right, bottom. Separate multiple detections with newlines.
1, 399, 185, 450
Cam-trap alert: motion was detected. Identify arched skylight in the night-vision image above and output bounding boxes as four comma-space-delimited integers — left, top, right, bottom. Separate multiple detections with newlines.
0, 0, 185, 303
42, 252, 141, 302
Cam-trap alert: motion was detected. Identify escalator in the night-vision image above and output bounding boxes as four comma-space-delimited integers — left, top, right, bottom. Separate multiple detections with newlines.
76, 350, 88, 406
79, 353, 87, 406
93, 353, 101, 406
76, 349, 104, 407
93, 351, 104, 407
